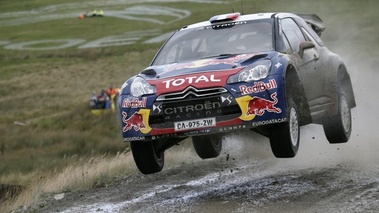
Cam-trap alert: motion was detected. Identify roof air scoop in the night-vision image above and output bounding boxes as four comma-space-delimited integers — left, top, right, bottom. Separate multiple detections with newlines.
209, 12, 240, 24
140, 68, 157, 77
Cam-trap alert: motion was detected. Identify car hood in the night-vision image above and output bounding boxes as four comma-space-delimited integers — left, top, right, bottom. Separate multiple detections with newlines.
127, 52, 278, 95
140, 52, 274, 80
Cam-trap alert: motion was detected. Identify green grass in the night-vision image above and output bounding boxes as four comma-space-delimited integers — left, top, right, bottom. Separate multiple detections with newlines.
0, 0, 238, 186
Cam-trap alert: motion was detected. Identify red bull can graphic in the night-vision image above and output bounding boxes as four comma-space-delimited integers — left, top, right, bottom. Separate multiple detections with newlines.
236, 92, 282, 121
121, 109, 152, 134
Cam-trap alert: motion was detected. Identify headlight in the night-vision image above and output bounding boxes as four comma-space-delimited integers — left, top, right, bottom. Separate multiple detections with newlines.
130, 77, 156, 97
238, 64, 270, 81
228, 60, 271, 83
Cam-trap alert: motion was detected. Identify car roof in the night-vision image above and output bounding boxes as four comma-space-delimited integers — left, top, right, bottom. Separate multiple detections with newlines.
182, 12, 278, 30
181, 12, 314, 30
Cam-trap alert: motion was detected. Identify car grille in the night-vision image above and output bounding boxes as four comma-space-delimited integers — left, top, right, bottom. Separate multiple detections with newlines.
149, 87, 241, 128
156, 86, 227, 101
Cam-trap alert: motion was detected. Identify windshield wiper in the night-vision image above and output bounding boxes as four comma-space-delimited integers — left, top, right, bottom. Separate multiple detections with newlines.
200, 54, 236, 59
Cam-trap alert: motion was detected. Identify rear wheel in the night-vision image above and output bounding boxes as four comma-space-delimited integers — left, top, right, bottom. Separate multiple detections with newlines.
269, 98, 299, 158
130, 141, 164, 174
192, 135, 222, 159
323, 90, 351, 143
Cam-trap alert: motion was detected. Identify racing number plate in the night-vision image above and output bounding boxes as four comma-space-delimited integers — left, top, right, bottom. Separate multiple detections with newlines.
174, 117, 216, 131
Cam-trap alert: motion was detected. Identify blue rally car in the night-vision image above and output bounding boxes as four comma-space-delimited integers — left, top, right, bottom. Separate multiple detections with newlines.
118, 12, 356, 174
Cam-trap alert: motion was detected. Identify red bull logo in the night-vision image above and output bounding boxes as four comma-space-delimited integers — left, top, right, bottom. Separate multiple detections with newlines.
121, 109, 152, 134
239, 79, 277, 95
236, 92, 282, 121
161, 54, 255, 73
246, 93, 281, 116
122, 97, 146, 108
200, 54, 256, 66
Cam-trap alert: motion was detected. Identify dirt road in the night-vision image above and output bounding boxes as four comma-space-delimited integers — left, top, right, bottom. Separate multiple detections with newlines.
34, 132, 379, 213
17, 1, 379, 212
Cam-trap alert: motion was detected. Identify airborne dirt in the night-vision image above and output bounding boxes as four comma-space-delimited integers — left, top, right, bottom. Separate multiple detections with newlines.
18, 1, 379, 213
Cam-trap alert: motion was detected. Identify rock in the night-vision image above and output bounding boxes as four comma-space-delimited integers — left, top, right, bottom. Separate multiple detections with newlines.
54, 193, 65, 200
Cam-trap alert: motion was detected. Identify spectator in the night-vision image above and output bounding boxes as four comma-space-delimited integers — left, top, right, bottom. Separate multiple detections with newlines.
107, 85, 118, 110
89, 92, 98, 109
98, 89, 110, 109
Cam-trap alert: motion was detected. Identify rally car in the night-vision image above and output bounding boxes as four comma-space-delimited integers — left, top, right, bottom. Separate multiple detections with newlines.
118, 12, 356, 174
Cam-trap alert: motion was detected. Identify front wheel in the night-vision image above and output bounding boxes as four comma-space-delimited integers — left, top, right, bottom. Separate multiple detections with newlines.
130, 141, 164, 174
192, 135, 222, 159
269, 98, 299, 158
323, 91, 351, 143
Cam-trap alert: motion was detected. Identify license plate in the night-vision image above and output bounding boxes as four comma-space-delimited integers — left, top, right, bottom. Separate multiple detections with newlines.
174, 117, 216, 131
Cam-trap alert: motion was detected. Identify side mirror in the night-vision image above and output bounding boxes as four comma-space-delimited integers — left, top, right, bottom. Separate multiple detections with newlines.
299, 41, 315, 58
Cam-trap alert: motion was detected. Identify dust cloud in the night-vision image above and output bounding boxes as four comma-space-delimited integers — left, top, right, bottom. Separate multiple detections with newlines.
220, 0, 379, 176
293, 0, 379, 171
129, 0, 379, 175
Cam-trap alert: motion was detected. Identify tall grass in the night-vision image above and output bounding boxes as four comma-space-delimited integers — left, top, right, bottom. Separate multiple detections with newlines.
0, 140, 198, 213
0, 150, 134, 212
0, 102, 128, 181
0, 0, 233, 188
0, 0, 236, 211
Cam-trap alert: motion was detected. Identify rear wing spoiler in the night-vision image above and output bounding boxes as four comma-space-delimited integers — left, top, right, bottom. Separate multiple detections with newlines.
297, 14, 326, 37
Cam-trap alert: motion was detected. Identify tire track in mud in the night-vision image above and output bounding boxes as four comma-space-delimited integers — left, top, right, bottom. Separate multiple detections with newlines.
28, 116, 379, 213
17, 123, 379, 213
120, 164, 379, 213
0, 0, 226, 50
0, 0, 226, 27
35, 154, 379, 213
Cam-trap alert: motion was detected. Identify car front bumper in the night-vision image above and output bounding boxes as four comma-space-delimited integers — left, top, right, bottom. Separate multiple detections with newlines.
119, 74, 287, 142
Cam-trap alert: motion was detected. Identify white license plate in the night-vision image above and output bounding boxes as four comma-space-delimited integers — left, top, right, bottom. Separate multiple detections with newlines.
174, 117, 216, 131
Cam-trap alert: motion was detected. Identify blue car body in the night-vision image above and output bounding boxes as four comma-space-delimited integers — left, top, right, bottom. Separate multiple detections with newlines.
119, 52, 291, 141
118, 12, 356, 174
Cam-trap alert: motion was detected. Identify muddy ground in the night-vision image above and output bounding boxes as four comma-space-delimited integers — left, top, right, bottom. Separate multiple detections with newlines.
15, 1, 379, 212
30, 145, 379, 213
23, 127, 379, 213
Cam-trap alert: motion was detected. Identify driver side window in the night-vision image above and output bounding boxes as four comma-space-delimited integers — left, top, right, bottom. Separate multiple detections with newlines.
281, 18, 306, 53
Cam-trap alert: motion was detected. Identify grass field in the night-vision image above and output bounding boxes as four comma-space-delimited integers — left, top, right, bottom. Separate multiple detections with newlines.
0, 0, 233, 180
0, 0, 377, 211
0, 0, 239, 210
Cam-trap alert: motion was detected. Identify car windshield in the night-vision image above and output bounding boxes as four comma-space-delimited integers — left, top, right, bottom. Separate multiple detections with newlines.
152, 19, 273, 65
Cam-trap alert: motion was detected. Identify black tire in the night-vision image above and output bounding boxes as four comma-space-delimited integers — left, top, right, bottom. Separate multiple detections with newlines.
192, 135, 222, 159
130, 141, 164, 174
269, 98, 299, 158
323, 90, 351, 143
